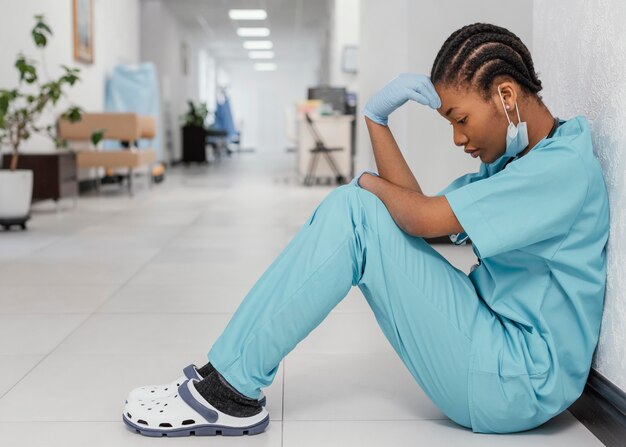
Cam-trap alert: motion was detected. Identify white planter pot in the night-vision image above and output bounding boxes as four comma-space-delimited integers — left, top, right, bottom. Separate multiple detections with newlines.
0, 169, 33, 219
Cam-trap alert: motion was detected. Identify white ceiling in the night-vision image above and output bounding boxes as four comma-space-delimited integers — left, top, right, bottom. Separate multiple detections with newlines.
163, 0, 332, 63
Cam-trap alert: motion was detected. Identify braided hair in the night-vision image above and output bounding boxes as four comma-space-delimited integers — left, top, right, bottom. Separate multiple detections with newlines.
430, 23, 543, 102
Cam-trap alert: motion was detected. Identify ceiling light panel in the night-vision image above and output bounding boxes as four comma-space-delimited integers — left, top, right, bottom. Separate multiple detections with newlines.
237, 27, 271, 37
243, 40, 273, 50
254, 63, 277, 71
248, 51, 275, 59
229, 9, 267, 20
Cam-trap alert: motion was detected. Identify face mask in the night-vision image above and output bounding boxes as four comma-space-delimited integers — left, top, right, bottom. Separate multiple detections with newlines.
498, 85, 529, 157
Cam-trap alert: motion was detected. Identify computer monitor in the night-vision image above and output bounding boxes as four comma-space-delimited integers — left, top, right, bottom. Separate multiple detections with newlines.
307, 86, 347, 114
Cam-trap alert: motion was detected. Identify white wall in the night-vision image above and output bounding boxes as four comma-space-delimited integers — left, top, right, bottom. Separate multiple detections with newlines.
356, 0, 411, 172
140, 0, 210, 163
223, 59, 317, 154
0, 0, 140, 154
316, 2, 333, 86
140, 0, 323, 157
329, 0, 360, 91
356, 0, 533, 195
199, 50, 217, 112
533, 0, 626, 393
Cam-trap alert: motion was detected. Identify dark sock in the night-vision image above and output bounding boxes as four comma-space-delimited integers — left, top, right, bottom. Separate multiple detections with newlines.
193, 369, 262, 418
196, 362, 215, 378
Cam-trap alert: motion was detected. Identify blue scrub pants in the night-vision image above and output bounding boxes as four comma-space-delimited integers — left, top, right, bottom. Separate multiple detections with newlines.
208, 184, 493, 430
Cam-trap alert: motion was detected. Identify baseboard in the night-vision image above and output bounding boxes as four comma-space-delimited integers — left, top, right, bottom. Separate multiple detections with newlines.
569, 368, 626, 447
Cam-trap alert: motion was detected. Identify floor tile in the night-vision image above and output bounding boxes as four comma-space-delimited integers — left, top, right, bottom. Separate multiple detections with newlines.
291, 312, 395, 354
0, 233, 61, 261
0, 285, 117, 314
0, 355, 44, 397
52, 313, 232, 356
0, 314, 90, 355
332, 287, 373, 313
431, 244, 477, 275
0, 259, 148, 286
282, 412, 604, 446
98, 283, 251, 314
127, 260, 269, 289
165, 233, 285, 254
283, 352, 444, 421
0, 421, 282, 447
149, 245, 280, 266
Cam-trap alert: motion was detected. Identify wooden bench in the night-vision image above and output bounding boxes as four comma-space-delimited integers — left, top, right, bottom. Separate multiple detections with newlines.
57, 113, 157, 196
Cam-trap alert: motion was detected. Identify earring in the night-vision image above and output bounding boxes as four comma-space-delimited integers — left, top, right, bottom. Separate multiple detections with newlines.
505, 104, 511, 110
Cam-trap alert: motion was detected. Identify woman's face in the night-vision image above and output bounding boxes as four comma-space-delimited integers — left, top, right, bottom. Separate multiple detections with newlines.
434, 83, 512, 164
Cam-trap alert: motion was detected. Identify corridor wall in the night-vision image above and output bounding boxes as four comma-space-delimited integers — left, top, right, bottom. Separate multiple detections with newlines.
533, 0, 626, 393
0, 0, 140, 153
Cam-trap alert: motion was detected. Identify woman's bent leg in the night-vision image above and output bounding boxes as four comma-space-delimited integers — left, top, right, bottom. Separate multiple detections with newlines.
353, 188, 492, 429
208, 184, 367, 399
208, 184, 492, 429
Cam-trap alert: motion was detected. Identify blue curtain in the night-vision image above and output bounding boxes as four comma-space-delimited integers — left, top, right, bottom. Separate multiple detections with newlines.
104, 62, 162, 160
213, 94, 237, 142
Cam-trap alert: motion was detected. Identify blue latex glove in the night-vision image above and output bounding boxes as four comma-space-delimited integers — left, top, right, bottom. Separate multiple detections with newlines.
363, 74, 441, 126
349, 170, 379, 188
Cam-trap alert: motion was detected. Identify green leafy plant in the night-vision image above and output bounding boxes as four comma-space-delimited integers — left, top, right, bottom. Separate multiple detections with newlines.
91, 129, 105, 147
0, 15, 83, 171
181, 100, 210, 128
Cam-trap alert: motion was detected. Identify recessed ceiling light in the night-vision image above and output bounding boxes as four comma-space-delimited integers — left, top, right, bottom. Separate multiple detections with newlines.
249, 51, 275, 59
243, 40, 273, 50
229, 9, 267, 20
254, 63, 277, 71
237, 27, 270, 37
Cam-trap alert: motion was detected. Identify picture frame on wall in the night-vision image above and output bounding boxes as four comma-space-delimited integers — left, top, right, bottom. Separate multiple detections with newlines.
181, 41, 189, 76
342, 45, 358, 74
73, 0, 94, 64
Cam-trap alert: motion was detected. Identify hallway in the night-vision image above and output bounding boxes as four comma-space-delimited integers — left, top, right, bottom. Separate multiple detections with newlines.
0, 152, 604, 445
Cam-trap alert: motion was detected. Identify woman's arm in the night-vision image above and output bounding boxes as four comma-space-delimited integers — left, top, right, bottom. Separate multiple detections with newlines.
359, 173, 463, 238
365, 117, 423, 193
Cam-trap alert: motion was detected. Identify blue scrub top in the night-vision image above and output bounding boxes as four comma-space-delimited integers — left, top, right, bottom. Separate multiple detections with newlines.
437, 115, 609, 432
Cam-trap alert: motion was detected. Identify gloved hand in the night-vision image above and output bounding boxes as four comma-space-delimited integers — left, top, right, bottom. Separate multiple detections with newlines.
363, 74, 441, 126
349, 170, 379, 188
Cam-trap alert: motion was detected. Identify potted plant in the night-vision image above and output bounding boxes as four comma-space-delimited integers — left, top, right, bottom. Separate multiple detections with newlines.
181, 100, 210, 163
0, 15, 82, 229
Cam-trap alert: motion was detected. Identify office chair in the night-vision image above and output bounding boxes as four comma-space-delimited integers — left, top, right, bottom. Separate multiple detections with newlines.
303, 113, 346, 186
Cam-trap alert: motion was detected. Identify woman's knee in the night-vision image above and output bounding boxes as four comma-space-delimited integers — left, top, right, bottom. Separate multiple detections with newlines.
329, 183, 382, 210
315, 184, 360, 212
327, 183, 358, 200
307, 184, 383, 231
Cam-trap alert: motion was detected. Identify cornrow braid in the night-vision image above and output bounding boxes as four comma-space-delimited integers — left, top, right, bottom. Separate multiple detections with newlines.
431, 23, 543, 101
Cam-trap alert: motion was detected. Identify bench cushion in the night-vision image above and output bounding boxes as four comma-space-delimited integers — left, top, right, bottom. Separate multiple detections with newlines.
76, 149, 156, 169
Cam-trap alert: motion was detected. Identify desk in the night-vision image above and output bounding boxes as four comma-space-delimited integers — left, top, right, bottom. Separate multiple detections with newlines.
297, 115, 354, 182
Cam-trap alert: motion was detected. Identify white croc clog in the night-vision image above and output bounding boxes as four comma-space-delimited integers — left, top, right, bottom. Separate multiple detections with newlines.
126, 364, 201, 401
125, 364, 266, 406
123, 379, 270, 437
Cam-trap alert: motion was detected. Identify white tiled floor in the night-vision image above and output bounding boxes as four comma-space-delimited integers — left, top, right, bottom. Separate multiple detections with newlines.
0, 152, 604, 446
